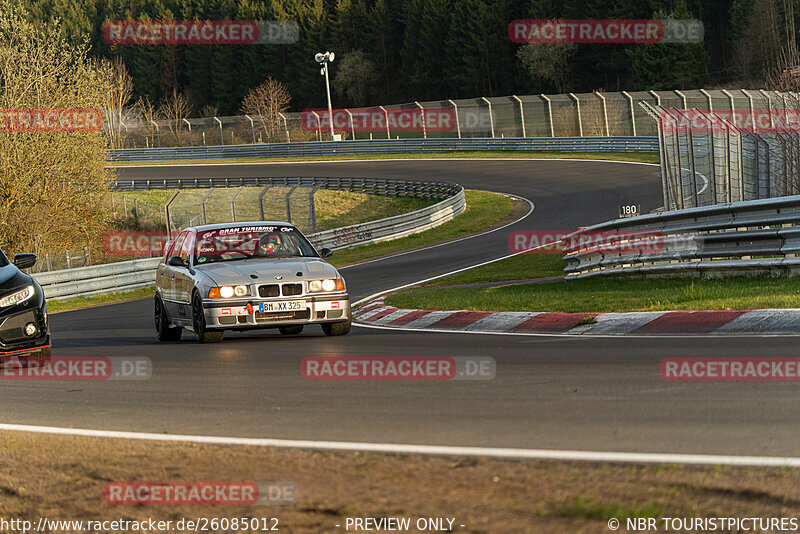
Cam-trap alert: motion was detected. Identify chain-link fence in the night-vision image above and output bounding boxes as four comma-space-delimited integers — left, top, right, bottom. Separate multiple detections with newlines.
165, 186, 318, 234
105, 89, 782, 148
643, 90, 800, 210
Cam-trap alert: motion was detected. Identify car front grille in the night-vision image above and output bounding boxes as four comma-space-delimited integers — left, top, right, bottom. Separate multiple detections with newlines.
282, 283, 303, 296
258, 284, 280, 297
258, 283, 304, 297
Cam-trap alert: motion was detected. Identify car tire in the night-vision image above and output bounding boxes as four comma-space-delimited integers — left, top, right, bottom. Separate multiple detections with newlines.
192, 292, 223, 343
279, 325, 304, 335
322, 319, 351, 336
155, 295, 182, 342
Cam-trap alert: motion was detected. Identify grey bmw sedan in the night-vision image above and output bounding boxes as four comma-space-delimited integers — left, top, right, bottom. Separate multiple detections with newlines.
154, 222, 351, 343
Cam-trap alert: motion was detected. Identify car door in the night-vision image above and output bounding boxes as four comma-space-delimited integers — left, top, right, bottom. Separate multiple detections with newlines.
160, 231, 187, 318
174, 230, 196, 319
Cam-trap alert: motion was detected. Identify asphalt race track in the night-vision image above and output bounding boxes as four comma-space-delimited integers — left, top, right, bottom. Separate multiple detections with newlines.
4, 159, 800, 458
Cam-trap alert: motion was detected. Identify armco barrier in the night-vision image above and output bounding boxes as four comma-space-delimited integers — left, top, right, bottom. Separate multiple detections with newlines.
35, 185, 465, 300
563, 195, 800, 279
108, 137, 658, 162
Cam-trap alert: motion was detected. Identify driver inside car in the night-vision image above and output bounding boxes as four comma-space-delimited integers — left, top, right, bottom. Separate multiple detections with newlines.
259, 233, 283, 255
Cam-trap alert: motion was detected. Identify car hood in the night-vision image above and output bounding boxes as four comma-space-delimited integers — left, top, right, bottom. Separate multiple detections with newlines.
195, 257, 339, 286
0, 264, 30, 290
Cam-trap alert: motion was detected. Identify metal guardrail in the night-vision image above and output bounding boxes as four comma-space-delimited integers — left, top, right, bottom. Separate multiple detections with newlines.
113, 176, 460, 199
108, 137, 658, 162
35, 183, 465, 300
563, 195, 800, 279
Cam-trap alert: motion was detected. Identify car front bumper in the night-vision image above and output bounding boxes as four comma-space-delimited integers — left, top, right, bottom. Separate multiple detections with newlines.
0, 306, 52, 362
201, 293, 351, 329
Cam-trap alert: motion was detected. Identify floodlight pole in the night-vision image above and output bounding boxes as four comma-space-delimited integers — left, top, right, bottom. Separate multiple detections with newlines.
315, 51, 336, 141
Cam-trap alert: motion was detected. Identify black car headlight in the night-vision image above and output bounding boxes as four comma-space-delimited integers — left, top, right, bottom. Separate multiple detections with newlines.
0, 285, 35, 308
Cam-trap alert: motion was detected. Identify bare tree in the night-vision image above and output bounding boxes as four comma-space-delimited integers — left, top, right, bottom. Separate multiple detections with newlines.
516, 43, 577, 94
158, 88, 192, 144
95, 57, 133, 149
240, 77, 291, 143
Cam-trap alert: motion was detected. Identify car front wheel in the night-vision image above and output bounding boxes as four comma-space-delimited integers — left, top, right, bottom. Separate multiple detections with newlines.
155, 295, 182, 342
192, 292, 224, 343
322, 319, 351, 336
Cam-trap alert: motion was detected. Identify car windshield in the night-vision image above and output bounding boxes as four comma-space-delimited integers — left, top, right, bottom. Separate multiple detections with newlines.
0, 249, 9, 268
193, 225, 318, 264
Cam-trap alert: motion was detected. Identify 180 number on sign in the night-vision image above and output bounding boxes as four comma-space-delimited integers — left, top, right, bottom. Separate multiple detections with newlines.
618, 204, 640, 218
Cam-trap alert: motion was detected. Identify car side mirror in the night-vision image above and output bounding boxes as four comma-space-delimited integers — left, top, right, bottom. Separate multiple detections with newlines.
167, 255, 187, 267
319, 248, 333, 259
13, 253, 37, 269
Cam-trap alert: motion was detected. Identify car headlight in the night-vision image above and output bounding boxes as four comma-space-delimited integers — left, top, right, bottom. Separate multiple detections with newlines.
309, 278, 345, 292
214, 285, 249, 299
0, 285, 35, 308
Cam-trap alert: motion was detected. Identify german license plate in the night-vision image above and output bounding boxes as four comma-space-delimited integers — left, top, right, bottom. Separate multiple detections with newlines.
259, 300, 306, 312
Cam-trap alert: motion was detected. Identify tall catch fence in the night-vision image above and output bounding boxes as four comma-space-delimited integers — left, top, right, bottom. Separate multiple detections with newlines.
642, 90, 800, 210
105, 89, 775, 148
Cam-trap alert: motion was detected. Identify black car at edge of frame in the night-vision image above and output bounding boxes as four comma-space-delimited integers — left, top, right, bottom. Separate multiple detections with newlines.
0, 249, 51, 367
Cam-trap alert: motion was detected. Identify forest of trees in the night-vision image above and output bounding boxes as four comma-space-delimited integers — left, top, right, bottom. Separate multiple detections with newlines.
16, 0, 798, 115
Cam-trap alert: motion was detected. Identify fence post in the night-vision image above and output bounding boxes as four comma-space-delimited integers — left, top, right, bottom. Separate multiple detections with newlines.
595, 92, 610, 136
285, 186, 298, 223
200, 188, 214, 224
541, 94, 554, 137
622, 91, 636, 136
230, 186, 245, 222
258, 185, 272, 220
415, 101, 427, 138
311, 111, 321, 141
151, 120, 161, 147
215, 116, 224, 145
512, 95, 525, 137
183, 118, 193, 147
245, 114, 256, 143
85, 246, 91, 266
480, 97, 495, 138
447, 99, 461, 138
278, 112, 289, 142
308, 186, 320, 233
379, 106, 390, 139
165, 191, 180, 235
675, 89, 687, 109
345, 109, 355, 140
569, 93, 583, 136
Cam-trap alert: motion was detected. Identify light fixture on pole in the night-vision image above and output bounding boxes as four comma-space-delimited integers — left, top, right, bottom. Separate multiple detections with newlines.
314, 51, 336, 140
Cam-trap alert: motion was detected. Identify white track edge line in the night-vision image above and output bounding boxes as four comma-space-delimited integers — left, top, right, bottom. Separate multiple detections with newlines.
1, 424, 797, 467
352, 321, 800, 339
342, 193, 534, 269
111, 158, 659, 168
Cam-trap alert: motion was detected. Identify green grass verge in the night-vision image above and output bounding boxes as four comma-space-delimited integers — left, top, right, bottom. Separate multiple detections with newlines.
328, 190, 513, 267
385, 254, 800, 313
48, 286, 156, 314
110, 150, 659, 166
114, 188, 435, 232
